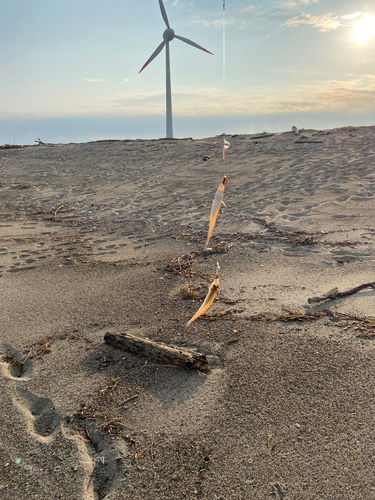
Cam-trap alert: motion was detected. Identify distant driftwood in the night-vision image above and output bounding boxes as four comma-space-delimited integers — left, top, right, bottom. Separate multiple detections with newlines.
250, 133, 275, 139
104, 332, 211, 374
308, 281, 375, 304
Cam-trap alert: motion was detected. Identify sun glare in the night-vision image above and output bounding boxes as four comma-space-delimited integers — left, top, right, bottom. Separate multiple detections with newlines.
353, 15, 375, 44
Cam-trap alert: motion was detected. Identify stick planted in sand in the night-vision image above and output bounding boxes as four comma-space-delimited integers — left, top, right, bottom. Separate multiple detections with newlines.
205, 174, 228, 248
187, 263, 220, 326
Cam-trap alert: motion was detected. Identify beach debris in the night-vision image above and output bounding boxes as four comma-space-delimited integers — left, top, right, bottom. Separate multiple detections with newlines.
250, 133, 275, 140
187, 262, 220, 326
223, 139, 230, 160
165, 251, 196, 275
294, 131, 323, 144
165, 242, 232, 276
0, 144, 23, 149
308, 281, 375, 304
104, 332, 211, 373
34, 138, 44, 145
11, 184, 31, 190
200, 307, 244, 321
295, 138, 323, 144
119, 395, 138, 406
292, 126, 299, 135
203, 155, 210, 161
205, 174, 229, 248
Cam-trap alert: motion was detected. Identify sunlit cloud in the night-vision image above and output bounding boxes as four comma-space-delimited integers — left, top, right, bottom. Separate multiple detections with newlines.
342, 12, 362, 20
281, 13, 341, 31
278, 0, 318, 9
84, 79, 107, 83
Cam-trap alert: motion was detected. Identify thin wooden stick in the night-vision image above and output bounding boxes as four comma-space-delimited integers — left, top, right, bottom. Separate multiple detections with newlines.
104, 332, 211, 374
308, 281, 375, 304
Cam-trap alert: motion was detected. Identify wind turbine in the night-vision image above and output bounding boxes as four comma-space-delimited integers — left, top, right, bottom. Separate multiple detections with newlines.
139, 0, 213, 139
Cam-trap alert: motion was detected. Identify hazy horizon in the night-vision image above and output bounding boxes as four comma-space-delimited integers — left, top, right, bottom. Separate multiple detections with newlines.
1, 111, 375, 146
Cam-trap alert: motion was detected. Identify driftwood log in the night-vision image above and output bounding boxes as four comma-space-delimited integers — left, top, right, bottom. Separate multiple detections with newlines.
308, 281, 375, 304
104, 332, 211, 374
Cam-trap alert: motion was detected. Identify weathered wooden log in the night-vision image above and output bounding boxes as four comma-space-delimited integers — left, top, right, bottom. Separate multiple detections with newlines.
104, 332, 211, 374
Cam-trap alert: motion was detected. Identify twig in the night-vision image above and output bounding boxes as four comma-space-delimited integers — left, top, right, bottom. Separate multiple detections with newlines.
107, 419, 134, 429
55, 205, 65, 216
119, 395, 138, 406
85, 427, 99, 453
308, 281, 375, 304
22, 347, 33, 364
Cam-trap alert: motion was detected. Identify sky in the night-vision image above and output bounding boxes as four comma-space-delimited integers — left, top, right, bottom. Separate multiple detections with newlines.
1, 0, 375, 144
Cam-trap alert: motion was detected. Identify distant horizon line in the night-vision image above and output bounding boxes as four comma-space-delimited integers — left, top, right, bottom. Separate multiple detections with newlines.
2, 124, 375, 148
1, 112, 374, 146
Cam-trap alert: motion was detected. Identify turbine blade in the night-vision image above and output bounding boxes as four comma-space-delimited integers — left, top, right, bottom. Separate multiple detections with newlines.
139, 40, 166, 73
175, 35, 213, 55
158, 0, 170, 28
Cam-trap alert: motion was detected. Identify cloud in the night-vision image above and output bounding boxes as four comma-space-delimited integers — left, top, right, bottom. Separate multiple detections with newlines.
97, 76, 375, 118
84, 78, 107, 83
279, 0, 318, 9
241, 5, 258, 13
190, 17, 225, 27
239, 21, 249, 30
342, 12, 362, 20
7, 76, 375, 117
272, 67, 323, 75
281, 13, 341, 31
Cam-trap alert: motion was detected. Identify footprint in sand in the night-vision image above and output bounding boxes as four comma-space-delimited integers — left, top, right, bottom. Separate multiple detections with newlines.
15, 389, 61, 441
68, 420, 127, 499
0, 344, 33, 380
0, 347, 60, 439
1, 344, 127, 499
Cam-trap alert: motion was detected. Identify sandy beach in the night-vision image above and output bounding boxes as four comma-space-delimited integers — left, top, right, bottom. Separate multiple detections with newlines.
1, 125, 375, 499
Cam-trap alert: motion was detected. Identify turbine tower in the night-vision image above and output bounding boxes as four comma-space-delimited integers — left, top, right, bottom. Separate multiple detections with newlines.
139, 0, 213, 139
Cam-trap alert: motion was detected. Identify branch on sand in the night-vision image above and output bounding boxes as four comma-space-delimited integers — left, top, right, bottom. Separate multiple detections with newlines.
104, 332, 211, 374
308, 281, 375, 304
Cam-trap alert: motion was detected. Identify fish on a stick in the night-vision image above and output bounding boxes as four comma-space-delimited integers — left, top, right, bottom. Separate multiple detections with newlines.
205, 174, 228, 248
186, 263, 220, 326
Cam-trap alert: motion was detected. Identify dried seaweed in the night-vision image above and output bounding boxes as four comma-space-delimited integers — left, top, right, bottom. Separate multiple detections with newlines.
201, 308, 245, 320
243, 309, 375, 337
165, 242, 232, 276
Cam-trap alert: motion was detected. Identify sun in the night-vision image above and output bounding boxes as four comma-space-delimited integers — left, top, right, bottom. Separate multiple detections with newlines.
353, 15, 375, 44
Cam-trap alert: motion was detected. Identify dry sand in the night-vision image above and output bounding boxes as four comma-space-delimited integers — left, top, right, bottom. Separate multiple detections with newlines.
1, 126, 375, 499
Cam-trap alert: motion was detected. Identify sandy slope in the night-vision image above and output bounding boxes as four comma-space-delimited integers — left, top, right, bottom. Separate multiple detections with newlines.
1, 126, 375, 499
